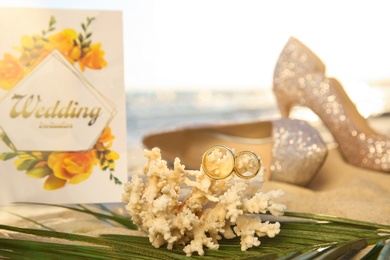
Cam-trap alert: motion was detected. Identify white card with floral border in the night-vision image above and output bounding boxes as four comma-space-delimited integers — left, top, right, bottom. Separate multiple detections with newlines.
0, 8, 127, 204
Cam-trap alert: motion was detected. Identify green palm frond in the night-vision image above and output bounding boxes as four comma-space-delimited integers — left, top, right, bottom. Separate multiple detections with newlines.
15, 202, 137, 230
0, 204, 389, 259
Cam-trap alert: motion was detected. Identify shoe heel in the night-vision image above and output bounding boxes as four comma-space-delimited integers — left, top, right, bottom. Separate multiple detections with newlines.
273, 89, 292, 118
270, 119, 328, 186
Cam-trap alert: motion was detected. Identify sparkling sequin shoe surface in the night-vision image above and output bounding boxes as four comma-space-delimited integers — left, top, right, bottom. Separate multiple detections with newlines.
273, 37, 390, 172
143, 119, 328, 186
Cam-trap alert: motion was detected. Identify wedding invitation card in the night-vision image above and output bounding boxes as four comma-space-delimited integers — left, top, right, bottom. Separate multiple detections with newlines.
0, 8, 127, 204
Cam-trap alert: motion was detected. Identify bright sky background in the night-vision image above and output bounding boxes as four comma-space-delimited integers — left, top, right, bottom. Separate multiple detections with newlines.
1, 0, 390, 91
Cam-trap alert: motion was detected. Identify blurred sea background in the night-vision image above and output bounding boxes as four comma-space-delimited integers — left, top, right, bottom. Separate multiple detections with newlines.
127, 85, 390, 143
126, 89, 277, 145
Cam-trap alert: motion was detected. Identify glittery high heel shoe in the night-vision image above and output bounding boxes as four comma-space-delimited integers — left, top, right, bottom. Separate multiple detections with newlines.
273, 37, 390, 172
143, 119, 328, 186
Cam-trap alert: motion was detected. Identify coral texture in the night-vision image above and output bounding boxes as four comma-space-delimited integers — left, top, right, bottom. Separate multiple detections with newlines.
122, 148, 286, 256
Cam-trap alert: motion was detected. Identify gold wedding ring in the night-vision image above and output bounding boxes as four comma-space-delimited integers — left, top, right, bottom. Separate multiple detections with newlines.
202, 145, 235, 180
234, 150, 262, 179
201, 145, 262, 180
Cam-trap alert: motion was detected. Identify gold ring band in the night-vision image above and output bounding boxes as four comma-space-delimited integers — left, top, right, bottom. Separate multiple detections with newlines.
202, 145, 235, 180
234, 150, 262, 179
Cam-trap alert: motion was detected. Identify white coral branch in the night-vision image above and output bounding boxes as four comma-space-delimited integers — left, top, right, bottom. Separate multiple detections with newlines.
123, 148, 285, 256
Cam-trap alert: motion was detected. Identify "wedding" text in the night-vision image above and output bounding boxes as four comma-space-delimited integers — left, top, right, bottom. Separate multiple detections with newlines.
9, 94, 102, 126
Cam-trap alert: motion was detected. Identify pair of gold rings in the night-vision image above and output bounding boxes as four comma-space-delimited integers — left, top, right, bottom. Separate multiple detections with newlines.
201, 145, 262, 180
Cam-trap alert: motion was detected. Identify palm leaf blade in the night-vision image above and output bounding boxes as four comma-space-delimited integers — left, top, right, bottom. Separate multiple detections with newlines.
361, 240, 385, 260
14, 202, 137, 230
0, 208, 389, 259
378, 240, 390, 260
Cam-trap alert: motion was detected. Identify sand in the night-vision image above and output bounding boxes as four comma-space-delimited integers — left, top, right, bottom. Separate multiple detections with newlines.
263, 147, 390, 225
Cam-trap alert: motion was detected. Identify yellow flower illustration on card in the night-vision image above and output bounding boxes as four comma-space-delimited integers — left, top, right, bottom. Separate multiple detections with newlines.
0, 16, 108, 90
0, 16, 120, 190
0, 53, 24, 90
79, 43, 107, 71
48, 29, 78, 55
45, 150, 98, 190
